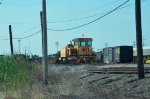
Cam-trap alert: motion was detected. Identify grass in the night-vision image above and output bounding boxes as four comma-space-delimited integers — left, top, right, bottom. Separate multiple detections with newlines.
0, 56, 64, 98
2, 58, 145, 99
0, 56, 39, 92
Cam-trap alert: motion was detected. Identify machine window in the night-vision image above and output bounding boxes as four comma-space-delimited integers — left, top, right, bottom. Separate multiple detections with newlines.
87, 41, 92, 47
80, 42, 86, 46
74, 41, 78, 46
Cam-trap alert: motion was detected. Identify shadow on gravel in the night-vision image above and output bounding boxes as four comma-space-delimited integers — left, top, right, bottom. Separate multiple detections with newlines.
80, 74, 95, 79
88, 76, 110, 84
127, 79, 138, 83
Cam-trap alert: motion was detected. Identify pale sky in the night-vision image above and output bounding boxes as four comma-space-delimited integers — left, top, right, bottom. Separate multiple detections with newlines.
0, 0, 150, 56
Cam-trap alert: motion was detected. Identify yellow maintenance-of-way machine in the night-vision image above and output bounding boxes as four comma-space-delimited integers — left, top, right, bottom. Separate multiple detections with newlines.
58, 38, 96, 64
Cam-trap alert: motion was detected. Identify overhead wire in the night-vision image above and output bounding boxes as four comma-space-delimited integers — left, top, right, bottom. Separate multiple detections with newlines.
13, 30, 41, 40
0, 24, 40, 39
48, 0, 123, 21
48, 0, 130, 31
1, 0, 61, 6
0, 21, 39, 25
1, 1, 40, 6
13, 24, 40, 36
47, 12, 106, 23
0, 0, 131, 41
0, 0, 121, 24
47, 2, 133, 24
0, 38, 9, 41
47, 0, 145, 24
0, 0, 146, 40
0, 0, 134, 25
47, 0, 61, 4
0, 30, 41, 41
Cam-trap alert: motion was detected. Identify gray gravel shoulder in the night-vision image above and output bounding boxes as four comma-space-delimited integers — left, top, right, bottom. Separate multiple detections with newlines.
46, 64, 150, 99
26, 64, 150, 99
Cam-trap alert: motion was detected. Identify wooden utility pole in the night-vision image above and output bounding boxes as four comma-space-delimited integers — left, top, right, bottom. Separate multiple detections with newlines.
42, 0, 48, 84
40, 11, 44, 48
18, 40, 21, 54
55, 42, 59, 53
135, 0, 145, 79
9, 25, 14, 55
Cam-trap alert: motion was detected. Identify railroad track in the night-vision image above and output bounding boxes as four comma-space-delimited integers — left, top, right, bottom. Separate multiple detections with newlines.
88, 67, 150, 74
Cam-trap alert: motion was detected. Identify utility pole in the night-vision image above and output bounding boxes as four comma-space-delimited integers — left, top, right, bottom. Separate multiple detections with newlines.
135, 0, 145, 79
40, 11, 44, 48
9, 25, 14, 55
18, 40, 21, 54
105, 42, 108, 48
142, 36, 146, 47
55, 42, 59, 53
28, 43, 31, 56
25, 46, 26, 56
42, 0, 48, 84
133, 41, 136, 48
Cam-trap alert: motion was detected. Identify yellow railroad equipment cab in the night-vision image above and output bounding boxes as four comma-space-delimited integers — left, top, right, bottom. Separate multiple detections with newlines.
59, 38, 96, 64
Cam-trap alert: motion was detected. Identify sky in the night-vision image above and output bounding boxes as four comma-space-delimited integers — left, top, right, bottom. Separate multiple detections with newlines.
0, 0, 150, 56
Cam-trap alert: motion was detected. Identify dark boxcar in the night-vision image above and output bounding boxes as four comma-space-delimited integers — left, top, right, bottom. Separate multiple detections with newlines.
103, 47, 113, 64
113, 46, 133, 63
95, 51, 103, 63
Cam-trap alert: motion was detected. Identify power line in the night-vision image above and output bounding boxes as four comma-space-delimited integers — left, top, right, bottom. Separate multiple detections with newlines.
47, 0, 145, 24
0, 24, 40, 39
0, 0, 137, 25
0, 38, 9, 41
1, 1, 41, 6
48, 0, 130, 31
48, 0, 123, 21
0, 21, 39, 25
0, 0, 145, 25
13, 24, 40, 36
1, 0, 61, 6
47, 12, 106, 23
1, 0, 143, 25
13, 30, 41, 40
0, 0, 145, 40
0, 30, 41, 41
0, 0, 122, 24
47, 0, 61, 4
47, 1, 138, 24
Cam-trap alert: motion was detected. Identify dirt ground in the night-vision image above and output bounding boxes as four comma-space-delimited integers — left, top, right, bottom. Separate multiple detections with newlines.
2, 64, 150, 99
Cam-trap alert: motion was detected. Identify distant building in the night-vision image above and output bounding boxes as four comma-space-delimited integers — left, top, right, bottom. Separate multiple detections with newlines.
133, 47, 150, 63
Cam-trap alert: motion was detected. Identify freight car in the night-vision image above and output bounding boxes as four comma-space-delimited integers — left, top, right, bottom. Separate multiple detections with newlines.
103, 46, 133, 64
113, 46, 133, 63
103, 47, 113, 64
